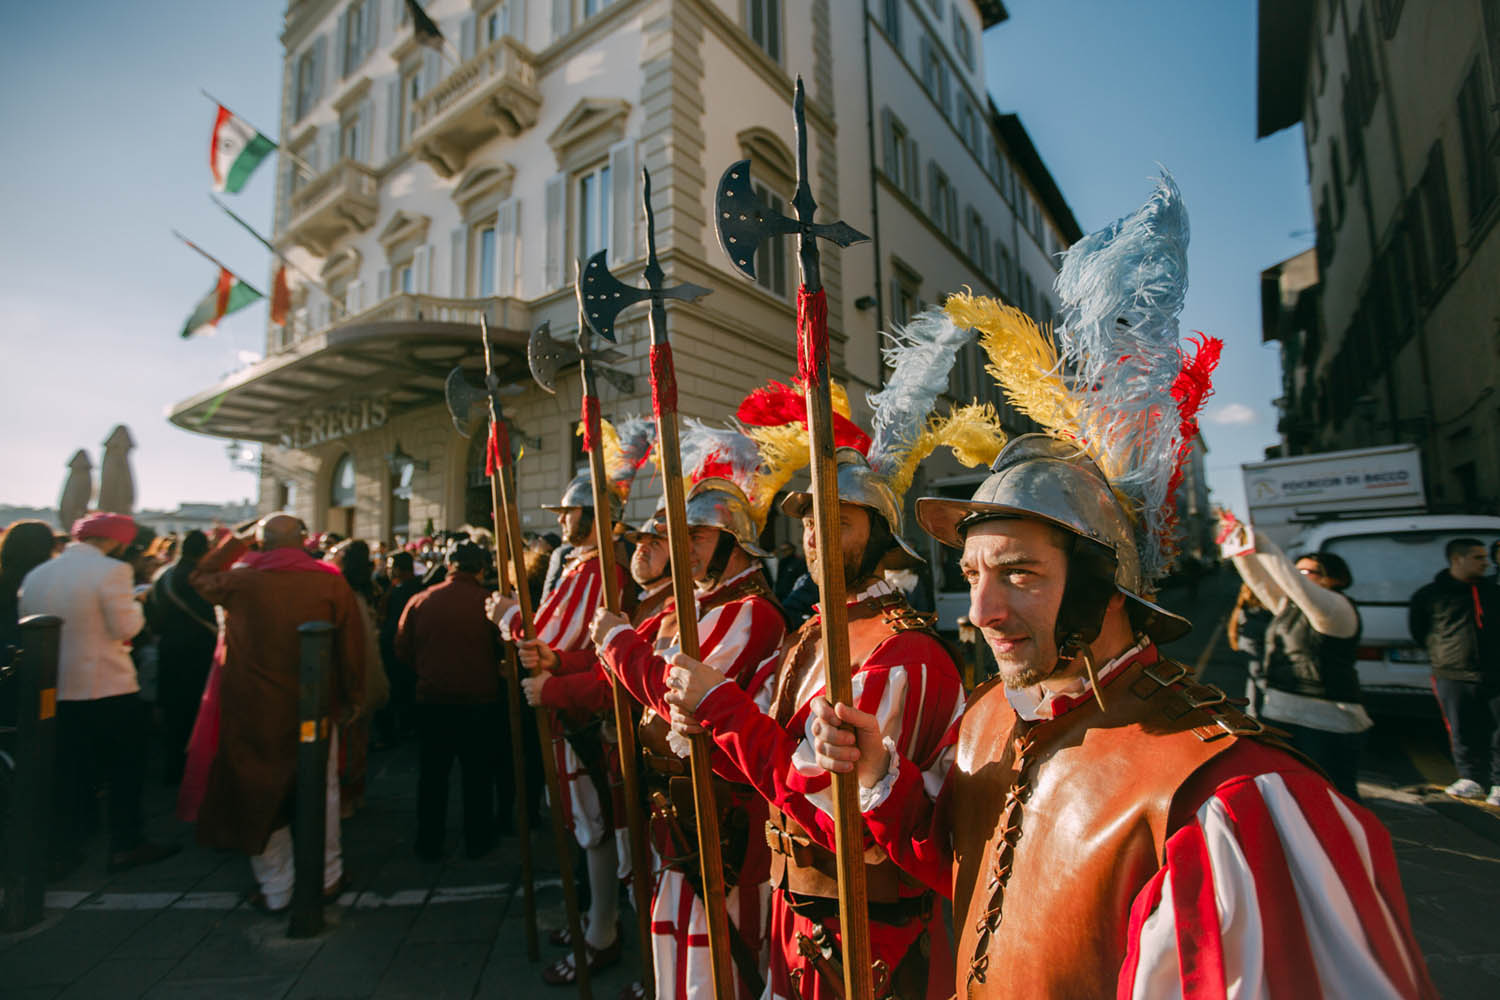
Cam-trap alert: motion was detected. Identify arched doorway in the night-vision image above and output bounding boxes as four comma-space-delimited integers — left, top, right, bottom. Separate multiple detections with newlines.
328, 452, 356, 538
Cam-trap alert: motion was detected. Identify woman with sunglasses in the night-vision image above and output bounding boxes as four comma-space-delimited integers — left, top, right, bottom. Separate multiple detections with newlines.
1218, 512, 1371, 800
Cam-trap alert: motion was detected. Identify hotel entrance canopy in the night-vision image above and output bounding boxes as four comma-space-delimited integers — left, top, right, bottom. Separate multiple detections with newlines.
168, 293, 532, 443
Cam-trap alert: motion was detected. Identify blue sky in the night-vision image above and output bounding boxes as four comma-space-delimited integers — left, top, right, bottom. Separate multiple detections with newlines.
0, 1, 1308, 516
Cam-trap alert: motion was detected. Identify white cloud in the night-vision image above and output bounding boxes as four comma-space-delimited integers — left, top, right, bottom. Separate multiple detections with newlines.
1206, 402, 1257, 426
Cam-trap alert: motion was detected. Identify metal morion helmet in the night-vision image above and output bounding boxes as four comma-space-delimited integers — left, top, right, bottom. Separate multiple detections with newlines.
923, 171, 1222, 645
543, 415, 656, 526
916, 434, 1189, 643
780, 447, 923, 563
673, 420, 775, 557
739, 313, 1009, 566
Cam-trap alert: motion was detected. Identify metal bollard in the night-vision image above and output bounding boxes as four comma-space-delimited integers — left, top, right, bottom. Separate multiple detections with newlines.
288, 621, 333, 938
4, 615, 61, 932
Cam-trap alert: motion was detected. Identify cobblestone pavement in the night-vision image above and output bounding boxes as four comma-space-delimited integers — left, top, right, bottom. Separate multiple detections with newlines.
2, 569, 1498, 997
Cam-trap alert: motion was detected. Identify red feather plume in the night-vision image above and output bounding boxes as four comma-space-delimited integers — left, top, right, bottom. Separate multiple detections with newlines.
1161, 333, 1223, 540
736, 380, 872, 453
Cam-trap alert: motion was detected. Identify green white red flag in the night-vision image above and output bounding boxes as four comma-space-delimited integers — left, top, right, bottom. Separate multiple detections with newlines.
211, 104, 275, 194
181, 267, 262, 338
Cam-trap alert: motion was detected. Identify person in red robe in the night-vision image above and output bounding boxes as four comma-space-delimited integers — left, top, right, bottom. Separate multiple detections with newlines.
190, 514, 365, 913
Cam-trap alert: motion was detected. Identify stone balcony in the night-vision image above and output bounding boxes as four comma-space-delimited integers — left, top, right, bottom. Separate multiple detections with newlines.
283, 160, 379, 256
409, 36, 541, 178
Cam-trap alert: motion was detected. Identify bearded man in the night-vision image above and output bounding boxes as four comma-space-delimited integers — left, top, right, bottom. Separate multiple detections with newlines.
806, 435, 1437, 998
563, 463, 788, 999
662, 451, 966, 1000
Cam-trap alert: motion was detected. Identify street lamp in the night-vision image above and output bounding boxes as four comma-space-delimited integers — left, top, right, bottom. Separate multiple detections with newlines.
384, 442, 430, 475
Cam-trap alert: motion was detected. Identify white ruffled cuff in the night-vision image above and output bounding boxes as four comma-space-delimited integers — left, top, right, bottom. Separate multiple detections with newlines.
857, 736, 902, 814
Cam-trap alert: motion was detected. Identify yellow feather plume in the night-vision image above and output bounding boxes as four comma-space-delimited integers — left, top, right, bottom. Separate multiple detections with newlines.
882, 402, 1008, 501
945, 292, 1078, 438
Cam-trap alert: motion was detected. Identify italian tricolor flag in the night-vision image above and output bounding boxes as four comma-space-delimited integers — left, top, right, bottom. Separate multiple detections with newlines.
181, 268, 262, 338
211, 105, 275, 194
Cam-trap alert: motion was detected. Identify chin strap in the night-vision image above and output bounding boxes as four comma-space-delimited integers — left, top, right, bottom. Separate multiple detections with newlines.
1052, 535, 1120, 712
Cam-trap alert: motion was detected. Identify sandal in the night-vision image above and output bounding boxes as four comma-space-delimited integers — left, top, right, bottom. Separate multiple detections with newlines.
547, 925, 574, 948
540, 936, 622, 985
618, 982, 648, 1000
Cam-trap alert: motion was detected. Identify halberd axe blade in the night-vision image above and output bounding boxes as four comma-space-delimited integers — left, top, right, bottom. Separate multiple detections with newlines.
444, 366, 489, 438
528, 319, 630, 395
578, 249, 711, 344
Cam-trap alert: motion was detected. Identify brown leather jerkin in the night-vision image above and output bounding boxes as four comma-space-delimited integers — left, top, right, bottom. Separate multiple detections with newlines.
950, 650, 1270, 999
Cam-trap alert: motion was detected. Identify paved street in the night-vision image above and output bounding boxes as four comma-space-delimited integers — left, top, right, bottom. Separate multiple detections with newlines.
3, 570, 1499, 997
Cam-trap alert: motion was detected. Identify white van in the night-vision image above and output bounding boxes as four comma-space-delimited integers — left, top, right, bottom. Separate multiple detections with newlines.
1292, 515, 1500, 699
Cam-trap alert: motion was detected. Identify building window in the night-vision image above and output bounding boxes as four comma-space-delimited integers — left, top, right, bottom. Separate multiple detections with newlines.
330, 454, 356, 508
477, 224, 497, 296
1349, 8, 1380, 124
1405, 191, 1431, 300
883, 110, 920, 201
295, 48, 318, 121
881, 0, 901, 48
1418, 142, 1457, 286
927, 0, 943, 20
1457, 63, 1497, 225
1486, 1, 1500, 101
577, 162, 612, 262
929, 163, 958, 239
957, 97, 980, 151
754, 182, 789, 297
964, 207, 988, 272
483, 2, 512, 44
952, 7, 975, 70
746, 0, 781, 62
921, 35, 950, 116
994, 240, 1013, 299
891, 270, 919, 327
339, 113, 361, 163
402, 68, 423, 145
343, 0, 370, 76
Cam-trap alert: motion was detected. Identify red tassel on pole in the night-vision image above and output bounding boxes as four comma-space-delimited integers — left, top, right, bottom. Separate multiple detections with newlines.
650, 343, 677, 413
796, 287, 828, 386
486, 419, 511, 475
580, 395, 601, 453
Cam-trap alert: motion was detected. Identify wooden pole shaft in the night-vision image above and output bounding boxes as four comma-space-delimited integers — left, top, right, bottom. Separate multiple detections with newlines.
493, 425, 592, 1000
803, 380, 875, 999
490, 475, 539, 962
579, 352, 656, 997
649, 332, 736, 1000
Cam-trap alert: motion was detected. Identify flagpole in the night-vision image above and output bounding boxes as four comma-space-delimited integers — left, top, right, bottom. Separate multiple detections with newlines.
172, 230, 265, 299
202, 89, 314, 177
210, 195, 339, 306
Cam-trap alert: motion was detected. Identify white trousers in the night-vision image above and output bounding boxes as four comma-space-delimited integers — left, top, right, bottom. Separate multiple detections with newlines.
249, 728, 342, 910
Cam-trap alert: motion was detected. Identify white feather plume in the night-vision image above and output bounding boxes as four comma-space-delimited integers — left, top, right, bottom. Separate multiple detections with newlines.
866, 310, 975, 482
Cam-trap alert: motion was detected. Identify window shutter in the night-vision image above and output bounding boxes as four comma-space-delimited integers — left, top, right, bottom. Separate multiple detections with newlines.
928, 162, 938, 219
544, 173, 566, 290
312, 34, 327, 101
907, 138, 919, 200
337, 9, 350, 78
377, 268, 390, 301
422, 50, 441, 94
497, 197, 518, 297
318, 125, 336, 171
881, 108, 895, 176
450, 226, 467, 296
412, 246, 429, 295
460, 14, 476, 61
425, 243, 436, 293
347, 279, 363, 314
509, 0, 527, 43
385, 79, 401, 160
366, 0, 380, 54
552, 0, 571, 41
609, 139, 636, 265
358, 100, 373, 163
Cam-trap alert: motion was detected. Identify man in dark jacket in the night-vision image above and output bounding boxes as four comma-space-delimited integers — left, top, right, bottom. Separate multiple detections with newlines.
144, 530, 218, 785
375, 551, 422, 747
1410, 537, 1500, 805
395, 542, 501, 860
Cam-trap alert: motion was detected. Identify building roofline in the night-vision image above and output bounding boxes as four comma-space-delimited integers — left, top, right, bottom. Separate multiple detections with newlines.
1255, 0, 1314, 139
976, 1, 1009, 30
988, 103, 1083, 243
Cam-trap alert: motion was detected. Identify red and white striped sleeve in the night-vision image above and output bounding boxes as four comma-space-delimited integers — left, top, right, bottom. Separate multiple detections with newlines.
531, 558, 602, 653
673, 595, 785, 701
1119, 757, 1437, 1000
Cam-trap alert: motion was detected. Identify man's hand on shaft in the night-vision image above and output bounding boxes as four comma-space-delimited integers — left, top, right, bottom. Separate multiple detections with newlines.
486, 593, 517, 629
520, 672, 552, 707
810, 699, 888, 789
589, 606, 628, 649
516, 637, 558, 673
663, 652, 726, 717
